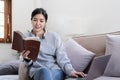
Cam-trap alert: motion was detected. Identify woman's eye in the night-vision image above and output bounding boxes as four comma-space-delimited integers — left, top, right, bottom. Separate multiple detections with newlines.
33, 19, 37, 21
40, 21, 44, 22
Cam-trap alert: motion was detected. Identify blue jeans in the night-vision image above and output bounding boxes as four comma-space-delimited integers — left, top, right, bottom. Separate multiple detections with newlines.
33, 67, 65, 80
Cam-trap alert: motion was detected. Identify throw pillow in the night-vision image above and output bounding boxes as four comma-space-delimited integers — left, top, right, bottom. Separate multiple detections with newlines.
64, 38, 95, 72
104, 34, 120, 77
0, 60, 20, 75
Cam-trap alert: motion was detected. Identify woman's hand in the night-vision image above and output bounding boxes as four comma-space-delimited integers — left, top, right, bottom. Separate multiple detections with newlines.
71, 71, 87, 78
22, 50, 31, 60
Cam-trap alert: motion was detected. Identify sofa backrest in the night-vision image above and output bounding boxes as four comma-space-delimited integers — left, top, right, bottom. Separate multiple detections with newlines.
73, 31, 120, 57
72, 31, 120, 73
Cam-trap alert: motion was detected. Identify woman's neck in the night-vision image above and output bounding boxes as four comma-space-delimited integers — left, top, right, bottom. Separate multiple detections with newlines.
32, 30, 44, 38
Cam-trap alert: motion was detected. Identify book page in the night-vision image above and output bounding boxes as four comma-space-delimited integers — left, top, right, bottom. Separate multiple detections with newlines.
24, 36, 40, 41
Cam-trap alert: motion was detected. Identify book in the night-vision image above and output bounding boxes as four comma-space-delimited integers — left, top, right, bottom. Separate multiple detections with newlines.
12, 31, 40, 61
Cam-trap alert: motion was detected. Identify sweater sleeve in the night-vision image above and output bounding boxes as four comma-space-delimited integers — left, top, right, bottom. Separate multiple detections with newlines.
54, 33, 76, 76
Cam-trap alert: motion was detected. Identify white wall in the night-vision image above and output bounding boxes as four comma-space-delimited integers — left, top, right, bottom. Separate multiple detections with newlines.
2, 0, 120, 61
12, 0, 35, 33
12, 0, 120, 37
12, 0, 42, 33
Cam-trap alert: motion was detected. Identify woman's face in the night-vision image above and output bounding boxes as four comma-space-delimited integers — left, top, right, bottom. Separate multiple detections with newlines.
31, 14, 46, 33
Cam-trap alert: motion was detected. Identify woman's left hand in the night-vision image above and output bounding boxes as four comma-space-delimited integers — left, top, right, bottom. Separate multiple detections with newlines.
71, 72, 86, 78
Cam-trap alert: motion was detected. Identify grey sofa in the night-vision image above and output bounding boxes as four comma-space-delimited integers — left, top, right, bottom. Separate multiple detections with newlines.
0, 43, 19, 80
19, 31, 120, 80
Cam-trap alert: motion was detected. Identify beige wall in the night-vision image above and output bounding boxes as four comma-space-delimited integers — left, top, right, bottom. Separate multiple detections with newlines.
12, 0, 120, 36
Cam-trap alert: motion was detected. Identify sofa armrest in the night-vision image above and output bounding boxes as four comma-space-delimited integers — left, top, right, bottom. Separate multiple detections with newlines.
19, 62, 31, 80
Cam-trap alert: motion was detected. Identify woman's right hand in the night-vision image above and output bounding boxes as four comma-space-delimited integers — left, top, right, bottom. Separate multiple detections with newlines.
22, 50, 31, 60
70, 71, 86, 78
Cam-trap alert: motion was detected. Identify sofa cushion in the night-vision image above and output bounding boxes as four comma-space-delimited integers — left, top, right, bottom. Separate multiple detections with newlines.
104, 34, 120, 77
94, 76, 120, 80
0, 43, 19, 63
0, 61, 20, 75
0, 75, 18, 80
64, 38, 95, 72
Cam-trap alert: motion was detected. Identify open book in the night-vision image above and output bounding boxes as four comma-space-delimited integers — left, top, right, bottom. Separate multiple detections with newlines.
12, 31, 40, 61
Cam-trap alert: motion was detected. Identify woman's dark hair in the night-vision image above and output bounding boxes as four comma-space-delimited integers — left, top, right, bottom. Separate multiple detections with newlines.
31, 8, 48, 39
31, 8, 48, 22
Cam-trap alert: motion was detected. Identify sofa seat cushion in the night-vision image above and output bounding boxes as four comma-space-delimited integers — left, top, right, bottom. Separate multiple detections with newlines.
65, 76, 120, 80
0, 61, 20, 75
0, 75, 18, 80
94, 76, 120, 80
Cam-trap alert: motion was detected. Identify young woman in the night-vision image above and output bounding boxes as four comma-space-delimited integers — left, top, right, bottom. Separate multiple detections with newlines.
22, 8, 86, 80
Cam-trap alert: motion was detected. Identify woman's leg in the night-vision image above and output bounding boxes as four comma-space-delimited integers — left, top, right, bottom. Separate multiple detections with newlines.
33, 67, 53, 80
52, 69, 65, 80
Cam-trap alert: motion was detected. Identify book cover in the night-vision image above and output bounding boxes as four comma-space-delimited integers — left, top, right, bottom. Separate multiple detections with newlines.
12, 31, 40, 61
